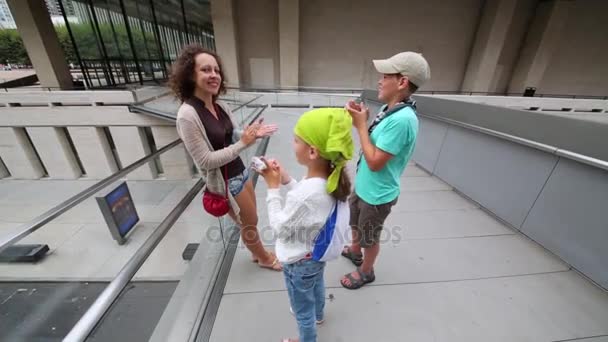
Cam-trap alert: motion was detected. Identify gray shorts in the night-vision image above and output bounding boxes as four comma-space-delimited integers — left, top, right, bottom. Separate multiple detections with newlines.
349, 193, 397, 248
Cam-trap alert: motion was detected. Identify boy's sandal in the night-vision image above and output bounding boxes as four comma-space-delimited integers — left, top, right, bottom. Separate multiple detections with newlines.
341, 267, 375, 290
341, 246, 363, 266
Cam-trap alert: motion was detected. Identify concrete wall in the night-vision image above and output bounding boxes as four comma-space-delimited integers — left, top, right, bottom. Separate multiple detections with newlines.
0, 127, 44, 179
26, 127, 81, 179
299, 0, 483, 90
535, 0, 608, 96
414, 95, 608, 162
151, 127, 193, 180
67, 127, 118, 179
412, 113, 608, 290
218, 0, 607, 96
234, 0, 280, 88
0, 157, 8, 178
461, 0, 537, 93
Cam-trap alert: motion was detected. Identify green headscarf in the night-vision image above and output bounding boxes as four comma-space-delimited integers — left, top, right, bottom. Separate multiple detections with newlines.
294, 108, 354, 193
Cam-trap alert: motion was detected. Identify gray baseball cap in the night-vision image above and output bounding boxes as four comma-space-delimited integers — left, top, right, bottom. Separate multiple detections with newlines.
373, 52, 431, 88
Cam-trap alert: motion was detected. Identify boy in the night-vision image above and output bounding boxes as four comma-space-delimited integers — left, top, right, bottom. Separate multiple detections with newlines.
341, 52, 430, 289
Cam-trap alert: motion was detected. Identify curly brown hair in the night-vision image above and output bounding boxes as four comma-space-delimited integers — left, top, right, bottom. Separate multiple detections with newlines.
168, 44, 227, 102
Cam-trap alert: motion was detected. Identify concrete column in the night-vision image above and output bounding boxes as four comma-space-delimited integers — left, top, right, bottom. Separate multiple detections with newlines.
210, 0, 241, 87
109, 126, 157, 180
151, 126, 193, 180
279, 0, 299, 88
0, 156, 10, 178
0, 127, 44, 179
508, 0, 573, 94
7, 0, 73, 90
67, 127, 118, 179
26, 127, 81, 179
461, 0, 519, 93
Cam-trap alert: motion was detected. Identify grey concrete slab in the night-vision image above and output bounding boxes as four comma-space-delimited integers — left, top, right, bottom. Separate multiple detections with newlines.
522, 158, 608, 289
211, 271, 608, 342
0, 219, 211, 281
0, 179, 96, 205
400, 175, 451, 192
0, 222, 84, 253
225, 234, 569, 294
384, 208, 515, 240
434, 125, 558, 228
392, 190, 478, 212
403, 164, 431, 177
412, 116, 449, 172
125, 180, 179, 205
241, 206, 515, 248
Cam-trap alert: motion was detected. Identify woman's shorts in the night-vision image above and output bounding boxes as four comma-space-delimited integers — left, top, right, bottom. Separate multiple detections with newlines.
228, 168, 250, 197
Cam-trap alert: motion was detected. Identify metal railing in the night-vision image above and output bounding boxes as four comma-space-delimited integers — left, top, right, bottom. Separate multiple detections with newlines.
62, 105, 269, 341
0, 139, 182, 254
418, 113, 608, 172
63, 178, 205, 342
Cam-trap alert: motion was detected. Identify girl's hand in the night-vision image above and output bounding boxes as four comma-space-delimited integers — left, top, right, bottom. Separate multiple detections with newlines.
260, 157, 281, 189
266, 158, 291, 185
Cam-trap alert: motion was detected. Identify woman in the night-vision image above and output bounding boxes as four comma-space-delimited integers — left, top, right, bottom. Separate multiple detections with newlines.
171, 44, 281, 271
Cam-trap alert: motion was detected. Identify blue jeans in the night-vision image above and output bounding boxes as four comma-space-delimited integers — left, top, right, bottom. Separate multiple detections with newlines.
282, 259, 326, 342
227, 168, 249, 197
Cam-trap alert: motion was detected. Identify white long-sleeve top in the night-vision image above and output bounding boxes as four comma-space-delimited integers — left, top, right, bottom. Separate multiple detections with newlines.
266, 177, 335, 264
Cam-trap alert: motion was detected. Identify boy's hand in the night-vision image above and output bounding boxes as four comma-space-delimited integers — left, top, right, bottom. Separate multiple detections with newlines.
260, 157, 281, 189
345, 100, 369, 129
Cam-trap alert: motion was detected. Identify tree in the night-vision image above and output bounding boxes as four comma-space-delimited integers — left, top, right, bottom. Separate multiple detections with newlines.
0, 29, 30, 65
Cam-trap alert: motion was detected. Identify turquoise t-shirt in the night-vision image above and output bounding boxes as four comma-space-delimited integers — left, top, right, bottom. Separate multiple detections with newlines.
355, 105, 419, 205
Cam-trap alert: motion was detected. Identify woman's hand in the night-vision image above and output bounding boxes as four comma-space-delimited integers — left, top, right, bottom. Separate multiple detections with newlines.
252, 118, 278, 138
256, 123, 279, 138
260, 157, 281, 189
240, 125, 258, 146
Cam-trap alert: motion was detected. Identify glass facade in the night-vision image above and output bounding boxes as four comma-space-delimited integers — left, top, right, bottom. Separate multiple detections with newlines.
59, 0, 214, 88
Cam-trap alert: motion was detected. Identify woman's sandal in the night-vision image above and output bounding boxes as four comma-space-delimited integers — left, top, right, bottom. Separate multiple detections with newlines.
257, 253, 282, 271
341, 267, 375, 290
341, 246, 363, 266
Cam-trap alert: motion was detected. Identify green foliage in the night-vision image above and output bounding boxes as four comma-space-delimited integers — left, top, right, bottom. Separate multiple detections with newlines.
0, 23, 161, 66
55, 22, 161, 60
0, 29, 30, 65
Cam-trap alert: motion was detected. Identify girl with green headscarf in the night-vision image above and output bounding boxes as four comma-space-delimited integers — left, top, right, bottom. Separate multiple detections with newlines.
258, 108, 354, 342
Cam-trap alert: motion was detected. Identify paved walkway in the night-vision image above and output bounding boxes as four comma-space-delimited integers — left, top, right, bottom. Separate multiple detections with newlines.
0, 178, 217, 281
209, 108, 608, 342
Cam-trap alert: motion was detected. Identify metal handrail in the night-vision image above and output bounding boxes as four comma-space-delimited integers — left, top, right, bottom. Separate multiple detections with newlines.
0, 139, 183, 254
63, 178, 206, 342
237, 106, 266, 127
418, 113, 608, 172
128, 103, 178, 122
231, 94, 263, 112
65, 106, 269, 341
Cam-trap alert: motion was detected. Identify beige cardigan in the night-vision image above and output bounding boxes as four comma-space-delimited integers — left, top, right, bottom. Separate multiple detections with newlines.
175, 100, 247, 220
